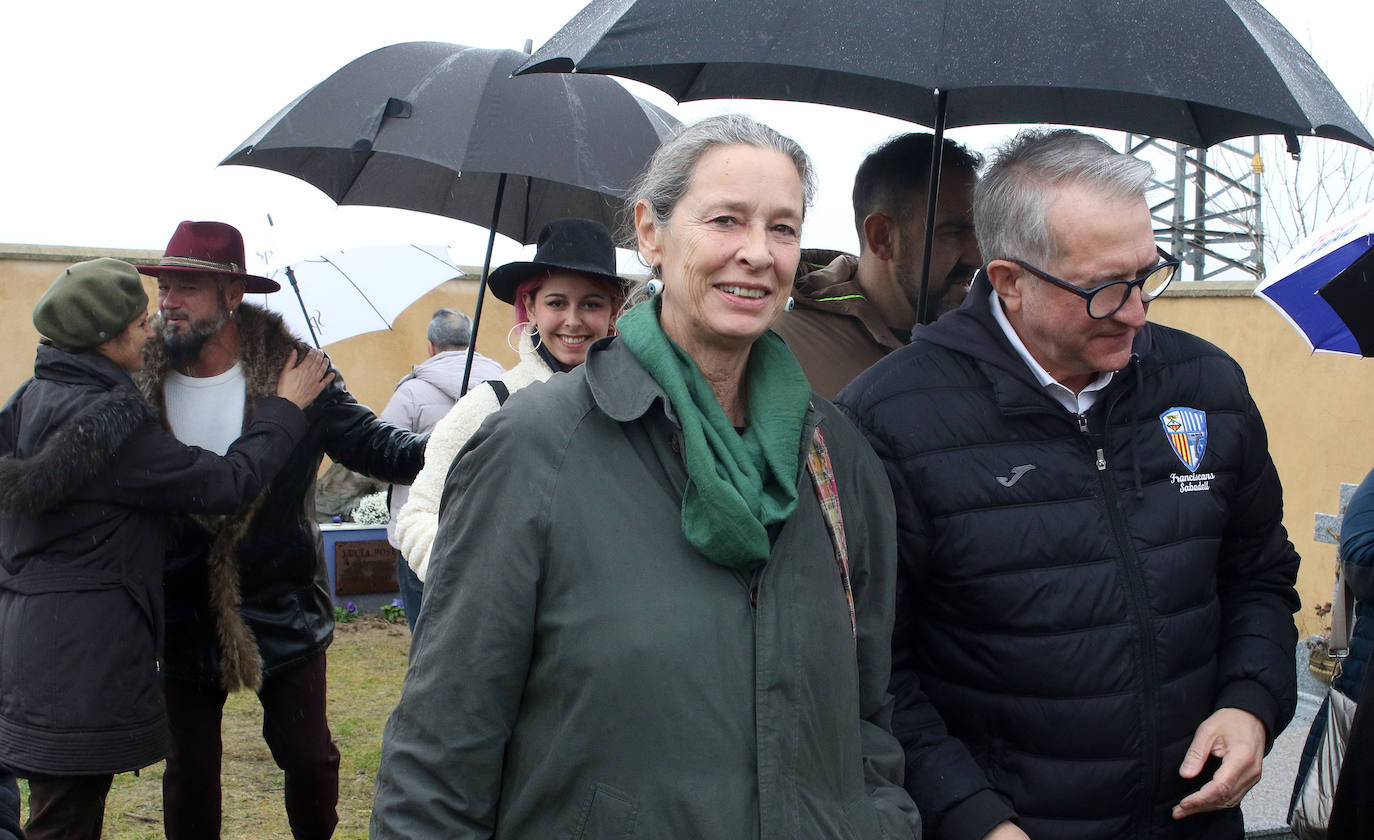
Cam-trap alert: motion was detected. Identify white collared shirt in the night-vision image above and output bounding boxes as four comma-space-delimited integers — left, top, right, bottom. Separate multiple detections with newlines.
988, 289, 1114, 414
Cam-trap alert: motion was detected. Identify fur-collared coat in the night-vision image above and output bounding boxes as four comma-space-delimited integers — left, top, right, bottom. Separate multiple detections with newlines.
138, 304, 427, 690
0, 344, 307, 775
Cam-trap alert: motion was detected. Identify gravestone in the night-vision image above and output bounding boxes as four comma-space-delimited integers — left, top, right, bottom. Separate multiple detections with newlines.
1313, 482, 1360, 546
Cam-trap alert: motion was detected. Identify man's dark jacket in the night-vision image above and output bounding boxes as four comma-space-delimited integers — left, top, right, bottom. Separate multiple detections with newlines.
0, 345, 306, 773
0, 769, 19, 840
138, 305, 425, 690
837, 277, 1300, 840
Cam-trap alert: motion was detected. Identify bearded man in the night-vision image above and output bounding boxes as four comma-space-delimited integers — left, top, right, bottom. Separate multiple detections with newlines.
774, 133, 982, 398
135, 221, 426, 839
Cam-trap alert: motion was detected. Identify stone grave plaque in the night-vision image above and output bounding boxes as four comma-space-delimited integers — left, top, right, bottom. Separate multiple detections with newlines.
335, 538, 398, 595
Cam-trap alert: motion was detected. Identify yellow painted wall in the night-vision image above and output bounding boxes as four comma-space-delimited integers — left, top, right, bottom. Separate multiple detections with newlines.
2, 249, 1363, 637
1150, 282, 1371, 637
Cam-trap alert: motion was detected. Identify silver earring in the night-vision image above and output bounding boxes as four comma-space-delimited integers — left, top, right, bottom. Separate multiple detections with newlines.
646, 278, 664, 297
784, 296, 796, 312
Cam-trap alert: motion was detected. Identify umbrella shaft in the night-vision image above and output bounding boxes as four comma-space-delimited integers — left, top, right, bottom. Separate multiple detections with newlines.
916, 90, 948, 327
285, 266, 322, 348
462, 173, 509, 397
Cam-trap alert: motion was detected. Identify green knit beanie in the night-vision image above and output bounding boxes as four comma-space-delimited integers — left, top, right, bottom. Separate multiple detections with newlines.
33, 258, 149, 350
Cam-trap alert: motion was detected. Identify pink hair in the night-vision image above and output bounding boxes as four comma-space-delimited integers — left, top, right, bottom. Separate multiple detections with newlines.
512, 273, 625, 325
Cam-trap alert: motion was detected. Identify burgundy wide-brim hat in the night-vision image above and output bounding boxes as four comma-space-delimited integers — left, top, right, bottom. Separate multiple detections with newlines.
487, 218, 626, 305
135, 220, 280, 293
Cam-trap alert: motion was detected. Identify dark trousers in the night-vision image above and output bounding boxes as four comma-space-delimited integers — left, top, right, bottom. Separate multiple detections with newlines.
162, 654, 339, 840
395, 551, 423, 632
24, 773, 112, 840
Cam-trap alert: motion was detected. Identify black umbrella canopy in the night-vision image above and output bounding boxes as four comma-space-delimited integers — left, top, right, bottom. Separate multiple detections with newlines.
223, 41, 680, 244
519, 0, 1373, 152
522, 0, 1372, 322
223, 41, 680, 394
1317, 245, 1374, 356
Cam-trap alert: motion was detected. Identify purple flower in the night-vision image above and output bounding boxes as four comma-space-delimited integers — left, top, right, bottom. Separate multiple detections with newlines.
391, 599, 404, 608
345, 601, 357, 614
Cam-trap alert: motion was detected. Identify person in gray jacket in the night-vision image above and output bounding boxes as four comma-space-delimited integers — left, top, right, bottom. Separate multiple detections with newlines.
370, 115, 919, 838
379, 307, 502, 629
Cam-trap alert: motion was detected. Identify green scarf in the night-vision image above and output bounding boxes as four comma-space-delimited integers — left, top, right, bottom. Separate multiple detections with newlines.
617, 299, 812, 569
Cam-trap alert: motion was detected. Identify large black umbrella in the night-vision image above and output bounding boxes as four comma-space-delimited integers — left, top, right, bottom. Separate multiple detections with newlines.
222, 41, 679, 391
518, 0, 1374, 321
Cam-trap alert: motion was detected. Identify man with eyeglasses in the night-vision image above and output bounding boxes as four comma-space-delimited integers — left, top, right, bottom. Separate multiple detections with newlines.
839, 128, 1300, 840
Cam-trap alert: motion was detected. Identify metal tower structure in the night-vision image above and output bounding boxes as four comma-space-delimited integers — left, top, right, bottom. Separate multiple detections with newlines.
1124, 136, 1266, 283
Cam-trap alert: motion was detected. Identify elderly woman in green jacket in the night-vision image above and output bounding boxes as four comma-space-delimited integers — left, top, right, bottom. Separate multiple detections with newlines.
371, 115, 919, 839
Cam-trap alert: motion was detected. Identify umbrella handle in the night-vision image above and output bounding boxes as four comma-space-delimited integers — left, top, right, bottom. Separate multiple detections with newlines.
461, 172, 508, 397
285, 266, 323, 349
915, 89, 948, 327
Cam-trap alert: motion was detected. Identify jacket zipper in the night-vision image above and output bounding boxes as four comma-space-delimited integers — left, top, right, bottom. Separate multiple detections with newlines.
1080, 402, 1160, 835
1078, 413, 1107, 470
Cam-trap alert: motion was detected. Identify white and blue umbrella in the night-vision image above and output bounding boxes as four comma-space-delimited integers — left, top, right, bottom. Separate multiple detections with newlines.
1256, 202, 1374, 357
248, 244, 464, 348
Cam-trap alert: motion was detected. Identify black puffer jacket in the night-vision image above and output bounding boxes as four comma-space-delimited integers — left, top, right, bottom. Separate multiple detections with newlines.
0, 345, 307, 775
139, 305, 426, 689
838, 278, 1300, 840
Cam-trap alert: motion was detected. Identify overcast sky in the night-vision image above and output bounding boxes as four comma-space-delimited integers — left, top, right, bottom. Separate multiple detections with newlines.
2, 0, 1370, 274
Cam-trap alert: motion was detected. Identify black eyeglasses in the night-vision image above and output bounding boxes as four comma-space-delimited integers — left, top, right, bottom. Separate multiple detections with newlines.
1009, 249, 1181, 319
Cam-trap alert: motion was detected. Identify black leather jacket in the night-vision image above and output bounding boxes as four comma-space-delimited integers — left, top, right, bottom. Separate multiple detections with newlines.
145, 305, 426, 686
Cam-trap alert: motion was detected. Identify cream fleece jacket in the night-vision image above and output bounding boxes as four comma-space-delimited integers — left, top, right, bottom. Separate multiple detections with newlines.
396, 333, 553, 582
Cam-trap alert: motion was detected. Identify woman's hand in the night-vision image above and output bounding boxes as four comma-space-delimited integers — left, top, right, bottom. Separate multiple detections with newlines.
982, 822, 1030, 840
276, 348, 335, 409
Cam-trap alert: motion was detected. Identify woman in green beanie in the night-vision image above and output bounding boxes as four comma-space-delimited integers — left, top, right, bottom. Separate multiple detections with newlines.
372, 116, 919, 838
0, 258, 332, 839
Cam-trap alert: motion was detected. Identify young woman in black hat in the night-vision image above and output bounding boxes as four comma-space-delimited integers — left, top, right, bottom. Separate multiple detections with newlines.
394, 217, 626, 586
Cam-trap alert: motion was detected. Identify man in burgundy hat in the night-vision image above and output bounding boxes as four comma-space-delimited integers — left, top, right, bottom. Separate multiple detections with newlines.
135, 220, 427, 839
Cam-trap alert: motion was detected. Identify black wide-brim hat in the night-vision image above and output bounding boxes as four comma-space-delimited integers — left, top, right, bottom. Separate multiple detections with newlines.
487, 218, 626, 304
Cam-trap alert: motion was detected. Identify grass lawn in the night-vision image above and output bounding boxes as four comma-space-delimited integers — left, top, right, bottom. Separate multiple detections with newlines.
17, 616, 411, 839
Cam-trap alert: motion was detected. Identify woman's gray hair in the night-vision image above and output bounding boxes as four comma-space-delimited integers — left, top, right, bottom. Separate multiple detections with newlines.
973, 128, 1154, 266
620, 114, 816, 306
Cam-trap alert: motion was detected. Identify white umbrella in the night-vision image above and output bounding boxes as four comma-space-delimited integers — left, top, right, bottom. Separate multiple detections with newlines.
249, 244, 465, 347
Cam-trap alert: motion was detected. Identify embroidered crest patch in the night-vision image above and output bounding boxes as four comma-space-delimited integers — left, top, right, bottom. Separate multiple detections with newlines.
1160, 407, 1208, 473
